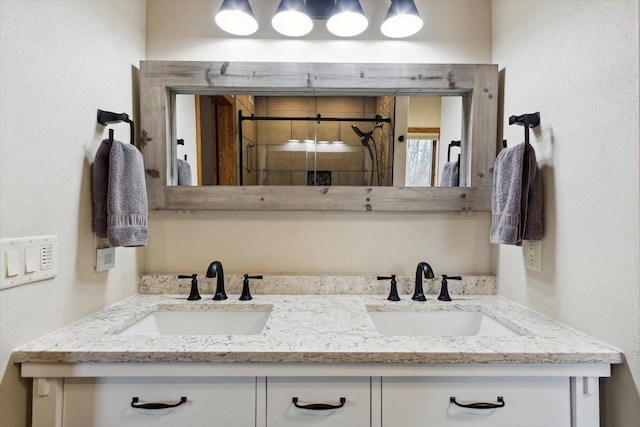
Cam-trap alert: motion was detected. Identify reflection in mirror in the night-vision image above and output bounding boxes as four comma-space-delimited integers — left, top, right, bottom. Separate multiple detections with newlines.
173, 94, 465, 188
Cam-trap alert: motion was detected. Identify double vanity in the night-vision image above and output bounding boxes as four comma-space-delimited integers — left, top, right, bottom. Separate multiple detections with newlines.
14, 275, 621, 427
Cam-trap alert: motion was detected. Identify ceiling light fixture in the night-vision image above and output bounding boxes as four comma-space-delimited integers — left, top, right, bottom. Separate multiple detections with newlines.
327, 0, 368, 38
380, 0, 423, 39
215, 0, 259, 36
272, 0, 313, 37
215, 1, 424, 39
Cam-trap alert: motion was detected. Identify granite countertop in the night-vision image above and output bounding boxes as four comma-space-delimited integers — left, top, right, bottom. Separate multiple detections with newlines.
13, 293, 622, 365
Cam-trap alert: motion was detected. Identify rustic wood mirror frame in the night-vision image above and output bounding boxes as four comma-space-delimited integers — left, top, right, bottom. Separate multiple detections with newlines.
140, 61, 497, 211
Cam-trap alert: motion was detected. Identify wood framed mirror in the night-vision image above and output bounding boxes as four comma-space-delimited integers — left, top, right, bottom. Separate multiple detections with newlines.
140, 61, 497, 211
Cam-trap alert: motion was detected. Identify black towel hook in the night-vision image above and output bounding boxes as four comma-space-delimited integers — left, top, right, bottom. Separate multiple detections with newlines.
508, 112, 540, 146
97, 109, 135, 145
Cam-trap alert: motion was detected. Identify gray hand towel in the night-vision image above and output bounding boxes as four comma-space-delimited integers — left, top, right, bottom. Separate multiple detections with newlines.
93, 139, 111, 238
440, 161, 459, 187
490, 142, 543, 245
107, 140, 148, 247
177, 158, 192, 186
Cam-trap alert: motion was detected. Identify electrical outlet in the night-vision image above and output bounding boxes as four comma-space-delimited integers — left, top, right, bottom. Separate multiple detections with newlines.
524, 240, 542, 271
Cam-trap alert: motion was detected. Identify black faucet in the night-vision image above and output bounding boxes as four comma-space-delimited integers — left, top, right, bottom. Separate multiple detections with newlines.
412, 262, 435, 301
206, 261, 227, 300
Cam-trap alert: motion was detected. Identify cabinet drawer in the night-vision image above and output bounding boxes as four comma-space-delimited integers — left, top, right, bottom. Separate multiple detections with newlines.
382, 377, 570, 427
266, 377, 370, 426
62, 377, 256, 427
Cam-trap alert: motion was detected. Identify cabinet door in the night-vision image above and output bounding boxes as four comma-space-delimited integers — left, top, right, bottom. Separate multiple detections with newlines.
62, 377, 256, 427
266, 377, 370, 426
382, 377, 570, 427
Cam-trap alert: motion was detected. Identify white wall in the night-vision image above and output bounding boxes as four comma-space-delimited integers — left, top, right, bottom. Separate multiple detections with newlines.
144, 0, 494, 276
492, 1, 640, 425
0, 1, 147, 426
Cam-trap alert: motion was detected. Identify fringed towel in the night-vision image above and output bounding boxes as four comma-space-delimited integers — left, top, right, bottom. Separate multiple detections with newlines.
490, 142, 543, 245
440, 161, 459, 187
177, 158, 192, 186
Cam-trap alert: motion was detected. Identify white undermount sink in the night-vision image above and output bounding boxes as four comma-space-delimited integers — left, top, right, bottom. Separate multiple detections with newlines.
366, 307, 520, 336
118, 305, 272, 336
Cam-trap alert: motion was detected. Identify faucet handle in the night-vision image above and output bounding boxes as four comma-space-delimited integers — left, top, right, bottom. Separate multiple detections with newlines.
178, 274, 201, 301
438, 275, 461, 301
240, 274, 263, 301
377, 275, 400, 301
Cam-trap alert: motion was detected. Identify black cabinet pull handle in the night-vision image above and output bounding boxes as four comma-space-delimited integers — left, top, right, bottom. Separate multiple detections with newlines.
131, 396, 187, 410
450, 396, 505, 409
292, 397, 346, 410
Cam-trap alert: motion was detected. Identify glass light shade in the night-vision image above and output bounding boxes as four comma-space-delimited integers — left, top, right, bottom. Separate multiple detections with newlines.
272, 0, 313, 37
215, 0, 258, 36
381, 0, 423, 38
272, 11, 313, 37
327, 0, 368, 37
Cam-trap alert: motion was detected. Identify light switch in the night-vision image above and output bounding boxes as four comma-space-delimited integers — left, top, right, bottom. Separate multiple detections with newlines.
1, 235, 57, 290
25, 247, 37, 273
6, 248, 19, 277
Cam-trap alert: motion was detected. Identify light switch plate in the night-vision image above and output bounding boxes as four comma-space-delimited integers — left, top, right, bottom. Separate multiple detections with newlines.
0, 235, 58, 290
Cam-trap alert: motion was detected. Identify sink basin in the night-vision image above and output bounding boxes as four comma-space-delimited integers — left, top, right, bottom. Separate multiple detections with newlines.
118, 306, 272, 336
366, 307, 519, 336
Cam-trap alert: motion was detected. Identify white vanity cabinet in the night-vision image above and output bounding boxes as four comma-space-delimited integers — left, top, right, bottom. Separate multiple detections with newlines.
23, 363, 609, 427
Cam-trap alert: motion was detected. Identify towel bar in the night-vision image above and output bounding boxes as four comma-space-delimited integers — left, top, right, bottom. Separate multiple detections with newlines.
508, 112, 540, 146
97, 109, 135, 145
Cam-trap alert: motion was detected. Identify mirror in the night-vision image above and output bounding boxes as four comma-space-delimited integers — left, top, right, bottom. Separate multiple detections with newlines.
140, 61, 497, 211
173, 94, 464, 188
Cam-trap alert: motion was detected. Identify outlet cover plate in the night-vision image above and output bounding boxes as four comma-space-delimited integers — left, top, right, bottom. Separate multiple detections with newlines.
524, 240, 542, 271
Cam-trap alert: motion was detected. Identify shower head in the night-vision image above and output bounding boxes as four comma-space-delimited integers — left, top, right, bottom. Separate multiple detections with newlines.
351, 124, 366, 138
352, 123, 383, 148
351, 125, 370, 148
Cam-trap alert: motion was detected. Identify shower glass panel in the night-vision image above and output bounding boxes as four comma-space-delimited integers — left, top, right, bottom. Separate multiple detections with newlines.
251, 117, 387, 186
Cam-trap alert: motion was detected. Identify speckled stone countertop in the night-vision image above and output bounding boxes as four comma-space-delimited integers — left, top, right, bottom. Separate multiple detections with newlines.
13, 292, 621, 365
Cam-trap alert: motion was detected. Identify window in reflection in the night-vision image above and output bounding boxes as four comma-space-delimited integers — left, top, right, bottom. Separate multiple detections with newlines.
405, 139, 436, 187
